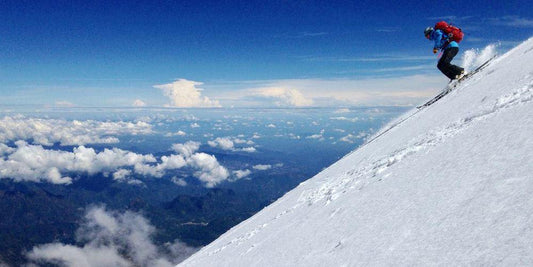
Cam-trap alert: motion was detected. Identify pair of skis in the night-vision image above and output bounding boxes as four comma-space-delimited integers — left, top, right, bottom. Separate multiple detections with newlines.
417, 57, 496, 109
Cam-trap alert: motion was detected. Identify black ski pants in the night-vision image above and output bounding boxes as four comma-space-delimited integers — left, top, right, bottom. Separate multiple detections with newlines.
437, 47, 464, 80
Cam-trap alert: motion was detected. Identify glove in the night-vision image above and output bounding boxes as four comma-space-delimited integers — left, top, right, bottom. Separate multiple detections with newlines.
433, 48, 438, 54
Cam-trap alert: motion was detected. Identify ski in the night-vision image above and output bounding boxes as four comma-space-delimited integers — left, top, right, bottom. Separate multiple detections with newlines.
417, 56, 496, 109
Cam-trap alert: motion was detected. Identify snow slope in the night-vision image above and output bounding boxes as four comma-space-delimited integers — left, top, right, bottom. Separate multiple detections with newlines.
180, 38, 533, 266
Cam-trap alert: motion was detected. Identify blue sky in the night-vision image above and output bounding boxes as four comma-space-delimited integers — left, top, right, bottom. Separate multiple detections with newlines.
1, 0, 532, 107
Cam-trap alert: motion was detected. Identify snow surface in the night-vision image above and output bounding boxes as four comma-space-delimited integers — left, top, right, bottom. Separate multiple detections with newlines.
179, 38, 533, 266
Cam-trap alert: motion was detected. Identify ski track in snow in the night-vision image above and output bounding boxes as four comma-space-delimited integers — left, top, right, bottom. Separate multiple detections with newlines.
206, 208, 295, 256
201, 77, 533, 258
298, 74, 533, 207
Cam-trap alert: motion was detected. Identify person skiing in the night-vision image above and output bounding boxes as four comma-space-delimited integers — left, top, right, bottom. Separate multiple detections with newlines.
424, 26, 464, 80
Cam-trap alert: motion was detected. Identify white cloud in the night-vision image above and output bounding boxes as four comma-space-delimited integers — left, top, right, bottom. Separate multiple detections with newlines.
240, 147, 256, 153
339, 134, 357, 143
253, 164, 272, 171
27, 206, 198, 267
334, 108, 351, 114
187, 153, 229, 188
0, 141, 157, 184
306, 134, 323, 140
171, 141, 200, 157
0, 140, 232, 187
133, 99, 147, 107
112, 169, 132, 181
232, 169, 251, 180
208, 137, 234, 150
339, 132, 367, 143
331, 116, 359, 122
0, 116, 153, 146
306, 129, 325, 140
165, 130, 187, 137
208, 137, 256, 153
252, 87, 313, 107
154, 79, 221, 108
0, 143, 14, 155
212, 75, 447, 107
171, 177, 187, 186
289, 133, 301, 139
233, 138, 254, 145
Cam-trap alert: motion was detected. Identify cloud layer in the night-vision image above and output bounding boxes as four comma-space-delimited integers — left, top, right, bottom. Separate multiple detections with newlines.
154, 79, 221, 108
212, 75, 448, 107
253, 87, 314, 107
27, 206, 198, 267
0, 141, 230, 187
0, 116, 153, 146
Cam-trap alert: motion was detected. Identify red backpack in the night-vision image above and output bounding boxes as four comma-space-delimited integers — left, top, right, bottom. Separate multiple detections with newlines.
435, 21, 464, 43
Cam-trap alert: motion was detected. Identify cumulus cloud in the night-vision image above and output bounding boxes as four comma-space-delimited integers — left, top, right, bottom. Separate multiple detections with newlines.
208, 137, 256, 152
171, 141, 200, 157
232, 169, 251, 180
27, 206, 198, 267
306, 129, 325, 141
339, 132, 368, 143
0, 141, 230, 187
133, 99, 147, 107
339, 134, 357, 143
165, 130, 187, 137
0, 141, 157, 184
208, 137, 234, 150
188, 153, 229, 188
0, 116, 153, 146
233, 138, 254, 145
306, 134, 323, 140
0, 143, 14, 155
240, 147, 256, 153
171, 177, 187, 186
253, 164, 272, 171
253, 87, 313, 107
112, 169, 132, 181
153, 79, 221, 108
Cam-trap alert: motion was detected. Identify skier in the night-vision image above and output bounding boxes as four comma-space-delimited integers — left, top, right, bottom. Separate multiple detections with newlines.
424, 26, 464, 80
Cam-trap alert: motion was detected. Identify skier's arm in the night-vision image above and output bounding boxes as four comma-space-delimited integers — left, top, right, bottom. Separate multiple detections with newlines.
433, 30, 443, 50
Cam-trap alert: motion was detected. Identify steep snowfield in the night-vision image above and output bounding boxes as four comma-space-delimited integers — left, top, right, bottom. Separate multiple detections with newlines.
180, 38, 533, 266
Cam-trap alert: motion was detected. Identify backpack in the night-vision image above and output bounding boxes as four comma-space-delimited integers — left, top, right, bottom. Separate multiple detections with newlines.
434, 21, 464, 43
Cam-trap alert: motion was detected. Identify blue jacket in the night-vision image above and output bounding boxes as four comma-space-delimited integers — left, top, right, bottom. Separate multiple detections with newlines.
430, 29, 458, 50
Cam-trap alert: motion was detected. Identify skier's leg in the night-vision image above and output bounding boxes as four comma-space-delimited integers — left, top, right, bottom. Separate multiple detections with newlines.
437, 48, 458, 79
441, 47, 464, 78
450, 64, 464, 77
